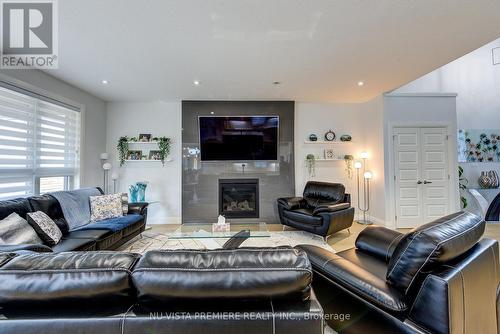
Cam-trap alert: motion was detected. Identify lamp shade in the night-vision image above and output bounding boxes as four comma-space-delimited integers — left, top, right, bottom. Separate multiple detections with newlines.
111, 172, 119, 180
102, 162, 112, 170
354, 161, 362, 169
100, 152, 109, 160
364, 171, 373, 179
360, 151, 369, 159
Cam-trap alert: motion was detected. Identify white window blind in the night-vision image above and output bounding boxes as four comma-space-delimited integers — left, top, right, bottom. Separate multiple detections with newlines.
0, 85, 80, 199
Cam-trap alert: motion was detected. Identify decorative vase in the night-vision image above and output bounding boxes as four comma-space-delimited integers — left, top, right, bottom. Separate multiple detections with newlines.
309, 134, 318, 142
489, 170, 499, 188
129, 182, 148, 202
478, 171, 493, 188
340, 134, 352, 142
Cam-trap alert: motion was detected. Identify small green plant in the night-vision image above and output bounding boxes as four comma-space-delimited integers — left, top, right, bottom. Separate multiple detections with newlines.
154, 136, 171, 166
458, 166, 468, 208
344, 155, 354, 179
117, 136, 129, 166
306, 154, 316, 178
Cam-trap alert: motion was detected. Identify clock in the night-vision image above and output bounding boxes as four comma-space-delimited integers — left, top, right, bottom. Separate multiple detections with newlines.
324, 129, 336, 141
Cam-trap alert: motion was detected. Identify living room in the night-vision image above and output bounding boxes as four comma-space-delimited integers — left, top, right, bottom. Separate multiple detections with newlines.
0, 1, 499, 333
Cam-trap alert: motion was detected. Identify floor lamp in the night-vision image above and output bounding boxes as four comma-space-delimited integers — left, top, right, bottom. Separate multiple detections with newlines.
355, 152, 373, 225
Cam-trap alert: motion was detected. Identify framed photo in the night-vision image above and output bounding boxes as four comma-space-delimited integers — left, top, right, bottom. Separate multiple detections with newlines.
127, 150, 142, 160
148, 150, 162, 160
138, 133, 151, 142
324, 149, 335, 160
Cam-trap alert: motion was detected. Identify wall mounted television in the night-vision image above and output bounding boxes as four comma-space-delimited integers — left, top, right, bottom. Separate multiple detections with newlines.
199, 116, 279, 161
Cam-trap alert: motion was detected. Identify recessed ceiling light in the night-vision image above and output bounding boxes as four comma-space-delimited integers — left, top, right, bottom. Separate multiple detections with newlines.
101, 80, 109, 85
357, 81, 364, 86
193, 80, 200, 86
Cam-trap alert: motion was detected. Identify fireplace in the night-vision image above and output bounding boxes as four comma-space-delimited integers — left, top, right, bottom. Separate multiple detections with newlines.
219, 179, 259, 219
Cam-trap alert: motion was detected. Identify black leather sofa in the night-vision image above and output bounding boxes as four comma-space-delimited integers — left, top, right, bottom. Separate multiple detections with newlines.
297, 211, 499, 334
278, 181, 354, 239
0, 188, 148, 252
0, 247, 324, 334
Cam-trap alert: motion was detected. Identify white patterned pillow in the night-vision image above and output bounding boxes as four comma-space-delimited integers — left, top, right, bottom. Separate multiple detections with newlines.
90, 193, 123, 222
26, 211, 62, 246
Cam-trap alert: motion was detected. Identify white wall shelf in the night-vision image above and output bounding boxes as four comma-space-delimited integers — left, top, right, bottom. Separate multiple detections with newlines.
125, 158, 173, 162
127, 141, 159, 145
303, 140, 354, 144
305, 158, 345, 162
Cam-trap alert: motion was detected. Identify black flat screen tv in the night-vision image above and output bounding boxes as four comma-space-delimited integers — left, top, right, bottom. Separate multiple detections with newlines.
199, 116, 279, 161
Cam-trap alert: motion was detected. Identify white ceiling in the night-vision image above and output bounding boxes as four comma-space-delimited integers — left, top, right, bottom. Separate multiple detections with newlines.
48, 0, 500, 102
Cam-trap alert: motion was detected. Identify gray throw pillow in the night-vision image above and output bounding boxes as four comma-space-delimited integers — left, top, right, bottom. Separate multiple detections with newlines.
26, 211, 63, 246
0, 212, 43, 245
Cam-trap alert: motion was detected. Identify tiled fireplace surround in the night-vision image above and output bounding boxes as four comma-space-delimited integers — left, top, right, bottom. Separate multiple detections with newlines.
181, 101, 295, 224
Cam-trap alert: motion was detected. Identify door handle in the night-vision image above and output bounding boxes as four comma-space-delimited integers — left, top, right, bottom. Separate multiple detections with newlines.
423, 180, 432, 184
417, 180, 423, 184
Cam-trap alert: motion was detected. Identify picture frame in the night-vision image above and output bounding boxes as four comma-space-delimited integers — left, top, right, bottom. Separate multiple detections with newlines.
127, 150, 143, 160
148, 150, 162, 160
138, 133, 151, 142
324, 149, 335, 160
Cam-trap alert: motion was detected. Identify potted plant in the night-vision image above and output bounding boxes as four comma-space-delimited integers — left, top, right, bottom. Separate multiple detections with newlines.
117, 136, 129, 166
344, 155, 354, 179
153, 136, 171, 166
458, 166, 468, 208
306, 154, 316, 178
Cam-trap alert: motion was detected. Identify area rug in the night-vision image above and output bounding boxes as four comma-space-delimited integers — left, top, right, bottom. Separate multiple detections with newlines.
118, 230, 334, 253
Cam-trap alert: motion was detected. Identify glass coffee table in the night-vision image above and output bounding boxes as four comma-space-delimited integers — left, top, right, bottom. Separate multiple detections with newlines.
170, 222, 270, 239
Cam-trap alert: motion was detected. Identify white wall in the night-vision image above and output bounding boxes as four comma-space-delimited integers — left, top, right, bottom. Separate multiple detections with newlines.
295, 100, 386, 223
106, 102, 182, 224
0, 69, 107, 187
394, 38, 500, 190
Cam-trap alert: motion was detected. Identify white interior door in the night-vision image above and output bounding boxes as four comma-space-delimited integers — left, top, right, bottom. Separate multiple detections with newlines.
393, 127, 449, 228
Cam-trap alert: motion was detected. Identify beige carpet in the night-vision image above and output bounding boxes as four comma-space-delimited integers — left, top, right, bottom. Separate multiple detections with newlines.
118, 230, 334, 253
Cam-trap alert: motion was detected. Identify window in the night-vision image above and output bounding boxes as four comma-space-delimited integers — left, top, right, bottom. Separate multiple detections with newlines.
0, 85, 80, 199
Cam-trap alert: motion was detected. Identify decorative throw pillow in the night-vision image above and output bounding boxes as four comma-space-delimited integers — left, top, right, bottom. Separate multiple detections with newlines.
90, 193, 123, 222
26, 211, 62, 246
121, 193, 129, 215
0, 212, 43, 245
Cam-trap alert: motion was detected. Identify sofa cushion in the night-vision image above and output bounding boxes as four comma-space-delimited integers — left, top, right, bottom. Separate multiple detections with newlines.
76, 214, 143, 233
28, 194, 69, 235
26, 211, 62, 246
90, 194, 123, 222
51, 238, 96, 252
0, 212, 43, 245
64, 229, 122, 250
0, 251, 139, 307
132, 247, 312, 305
283, 208, 323, 226
297, 244, 407, 313
387, 211, 485, 293
303, 182, 345, 208
0, 198, 32, 220
0, 253, 16, 267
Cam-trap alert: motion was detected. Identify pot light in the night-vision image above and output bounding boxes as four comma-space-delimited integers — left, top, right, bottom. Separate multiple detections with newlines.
357, 81, 364, 86
193, 80, 200, 86
101, 80, 109, 85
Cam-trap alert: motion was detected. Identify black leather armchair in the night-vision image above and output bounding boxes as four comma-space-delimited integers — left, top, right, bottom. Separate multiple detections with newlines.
278, 181, 354, 239
297, 211, 499, 334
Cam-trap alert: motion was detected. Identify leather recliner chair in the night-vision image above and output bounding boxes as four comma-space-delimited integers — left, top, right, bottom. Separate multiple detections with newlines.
297, 211, 500, 334
277, 181, 354, 239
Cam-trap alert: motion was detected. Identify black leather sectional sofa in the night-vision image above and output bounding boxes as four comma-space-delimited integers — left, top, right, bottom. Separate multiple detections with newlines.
0, 188, 148, 253
298, 211, 500, 334
0, 247, 324, 334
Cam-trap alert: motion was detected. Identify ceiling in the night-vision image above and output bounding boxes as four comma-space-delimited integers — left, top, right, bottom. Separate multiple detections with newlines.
47, 0, 500, 102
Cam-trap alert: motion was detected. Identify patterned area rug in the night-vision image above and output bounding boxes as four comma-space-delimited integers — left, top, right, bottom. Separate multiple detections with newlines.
118, 230, 335, 253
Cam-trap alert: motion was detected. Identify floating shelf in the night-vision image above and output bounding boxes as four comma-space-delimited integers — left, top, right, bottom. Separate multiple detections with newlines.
127, 141, 159, 145
304, 140, 354, 144
124, 158, 173, 162
305, 158, 345, 162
